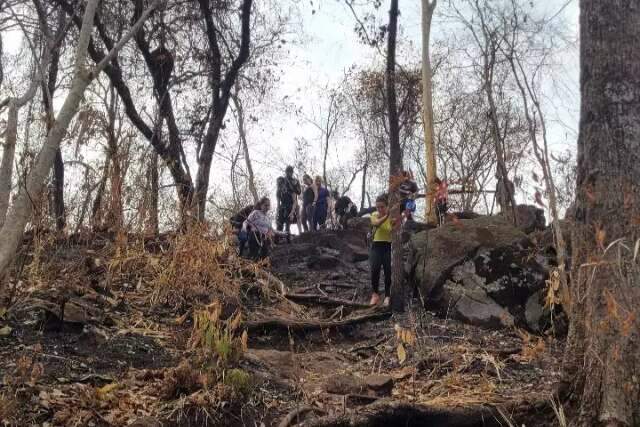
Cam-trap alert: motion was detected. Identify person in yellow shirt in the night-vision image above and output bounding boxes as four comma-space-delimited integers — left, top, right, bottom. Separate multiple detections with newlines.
369, 194, 393, 306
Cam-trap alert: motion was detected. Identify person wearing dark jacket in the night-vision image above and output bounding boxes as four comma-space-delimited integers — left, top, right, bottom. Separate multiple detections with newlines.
276, 166, 301, 234
230, 204, 254, 256
333, 191, 358, 229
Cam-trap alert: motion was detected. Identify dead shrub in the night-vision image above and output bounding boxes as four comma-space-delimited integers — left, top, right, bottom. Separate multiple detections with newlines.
0, 393, 17, 422
161, 360, 206, 400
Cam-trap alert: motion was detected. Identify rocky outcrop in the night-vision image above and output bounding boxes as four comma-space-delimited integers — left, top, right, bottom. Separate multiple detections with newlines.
515, 204, 546, 234
407, 216, 551, 330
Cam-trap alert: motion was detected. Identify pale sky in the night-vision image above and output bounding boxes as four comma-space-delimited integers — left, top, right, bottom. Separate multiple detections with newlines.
1, 1, 581, 222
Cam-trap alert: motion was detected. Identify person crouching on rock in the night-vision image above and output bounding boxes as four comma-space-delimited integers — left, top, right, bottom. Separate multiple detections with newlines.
230, 204, 254, 257
245, 197, 280, 260
369, 194, 393, 307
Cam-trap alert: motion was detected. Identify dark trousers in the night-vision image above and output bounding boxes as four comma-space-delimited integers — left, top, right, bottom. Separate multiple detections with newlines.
436, 201, 448, 225
248, 231, 271, 260
313, 203, 327, 231
301, 204, 314, 232
277, 202, 294, 233
370, 241, 391, 297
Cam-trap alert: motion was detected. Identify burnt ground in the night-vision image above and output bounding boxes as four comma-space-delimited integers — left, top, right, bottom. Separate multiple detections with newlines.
0, 229, 565, 426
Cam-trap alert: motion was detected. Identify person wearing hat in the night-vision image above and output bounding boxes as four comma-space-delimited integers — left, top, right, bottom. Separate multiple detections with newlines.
276, 165, 301, 235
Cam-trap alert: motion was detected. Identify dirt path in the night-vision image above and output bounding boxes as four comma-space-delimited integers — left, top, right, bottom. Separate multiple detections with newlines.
0, 230, 564, 426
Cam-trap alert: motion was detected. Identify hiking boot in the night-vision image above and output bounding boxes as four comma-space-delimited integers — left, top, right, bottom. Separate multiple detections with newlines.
383, 297, 391, 307
369, 293, 381, 306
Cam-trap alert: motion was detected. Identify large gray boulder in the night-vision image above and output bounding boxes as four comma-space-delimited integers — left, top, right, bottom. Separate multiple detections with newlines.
408, 216, 530, 296
407, 215, 550, 330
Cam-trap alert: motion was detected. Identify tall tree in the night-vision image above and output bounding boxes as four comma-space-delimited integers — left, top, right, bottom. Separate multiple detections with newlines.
562, 1, 640, 425
386, 0, 405, 313
421, 0, 437, 222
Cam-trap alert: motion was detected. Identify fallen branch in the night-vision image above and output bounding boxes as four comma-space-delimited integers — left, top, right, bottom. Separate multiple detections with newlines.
244, 310, 391, 333
284, 293, 371, 309
278, 405, 325, 427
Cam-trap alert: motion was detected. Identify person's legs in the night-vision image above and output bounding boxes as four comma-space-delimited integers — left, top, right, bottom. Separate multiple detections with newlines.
248, 231, 260, 260
316, 203, 328, 229
259, 238, 271, 259
301, 205, 309, 232
307, 205, 315, 231
370, 243, 383, 304
381, 243, 392, 299
276, 204, 286, 232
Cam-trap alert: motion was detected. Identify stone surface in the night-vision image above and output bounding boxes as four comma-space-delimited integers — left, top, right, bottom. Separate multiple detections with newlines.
325, 374, 366, 395
409, 215, 530, 298
436, 262, 515, 329
525, 290, 545, 332
364, 374, 394, 396
515, 204, 546, 234
408, 215, 551, 330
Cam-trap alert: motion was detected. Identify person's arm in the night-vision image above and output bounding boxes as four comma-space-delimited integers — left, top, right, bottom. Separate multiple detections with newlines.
371, 213, 389, 226
313, 184, 319, 204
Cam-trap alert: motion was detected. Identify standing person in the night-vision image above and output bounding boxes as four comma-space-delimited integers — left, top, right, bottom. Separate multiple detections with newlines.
245, 197, 277, 260
399, 170, 419, 221
434, 177, 448, 226
312, 176, 329, 231
300, 174, 316, 232
369, 194, 393, 307
276, 166, 301, 235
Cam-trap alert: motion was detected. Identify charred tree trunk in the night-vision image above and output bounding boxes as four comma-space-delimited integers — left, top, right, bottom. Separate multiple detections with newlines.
194, 0, 253, 221
386, 0, 405, 313
561, 2, 640, 426
147, 150, 159, 235
231, 90, 259, 204
51, 151, 65, 231
91, 155, 110, 231
43, 11, 67, 232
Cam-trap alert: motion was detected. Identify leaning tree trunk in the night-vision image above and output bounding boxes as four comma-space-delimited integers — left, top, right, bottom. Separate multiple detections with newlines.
421, 0, 437, 223
0, 0, 161, 279
562, 1, 640, 426
0, 102, 19, 228
386, 0, 405, 313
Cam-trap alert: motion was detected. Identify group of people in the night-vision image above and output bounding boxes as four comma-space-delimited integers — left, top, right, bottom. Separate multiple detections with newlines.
229, 165, 359, 260
229, 166, 450, 309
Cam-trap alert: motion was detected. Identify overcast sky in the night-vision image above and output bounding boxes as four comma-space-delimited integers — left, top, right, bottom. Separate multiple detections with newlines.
236, 0, 580, 205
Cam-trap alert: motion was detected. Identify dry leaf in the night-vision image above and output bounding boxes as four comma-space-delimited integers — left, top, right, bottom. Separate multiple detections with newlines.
241, 330, 248, 352
0, 325, 12, 337
397, 342, 407, 364
229, 311, 242, 332
394, 324, 416, 346
96, 383, 119, 399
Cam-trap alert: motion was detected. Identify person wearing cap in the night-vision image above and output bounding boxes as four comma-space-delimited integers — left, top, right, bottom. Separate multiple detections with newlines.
276, 166, 301, 235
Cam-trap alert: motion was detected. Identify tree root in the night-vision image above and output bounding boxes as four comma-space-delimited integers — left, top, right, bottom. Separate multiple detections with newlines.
284, 293, 371, 309
244, 310, 391, 333
278, 405, 326, 427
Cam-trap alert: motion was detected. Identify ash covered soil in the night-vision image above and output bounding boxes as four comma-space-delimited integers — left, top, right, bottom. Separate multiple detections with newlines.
0, 221, 565, 426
